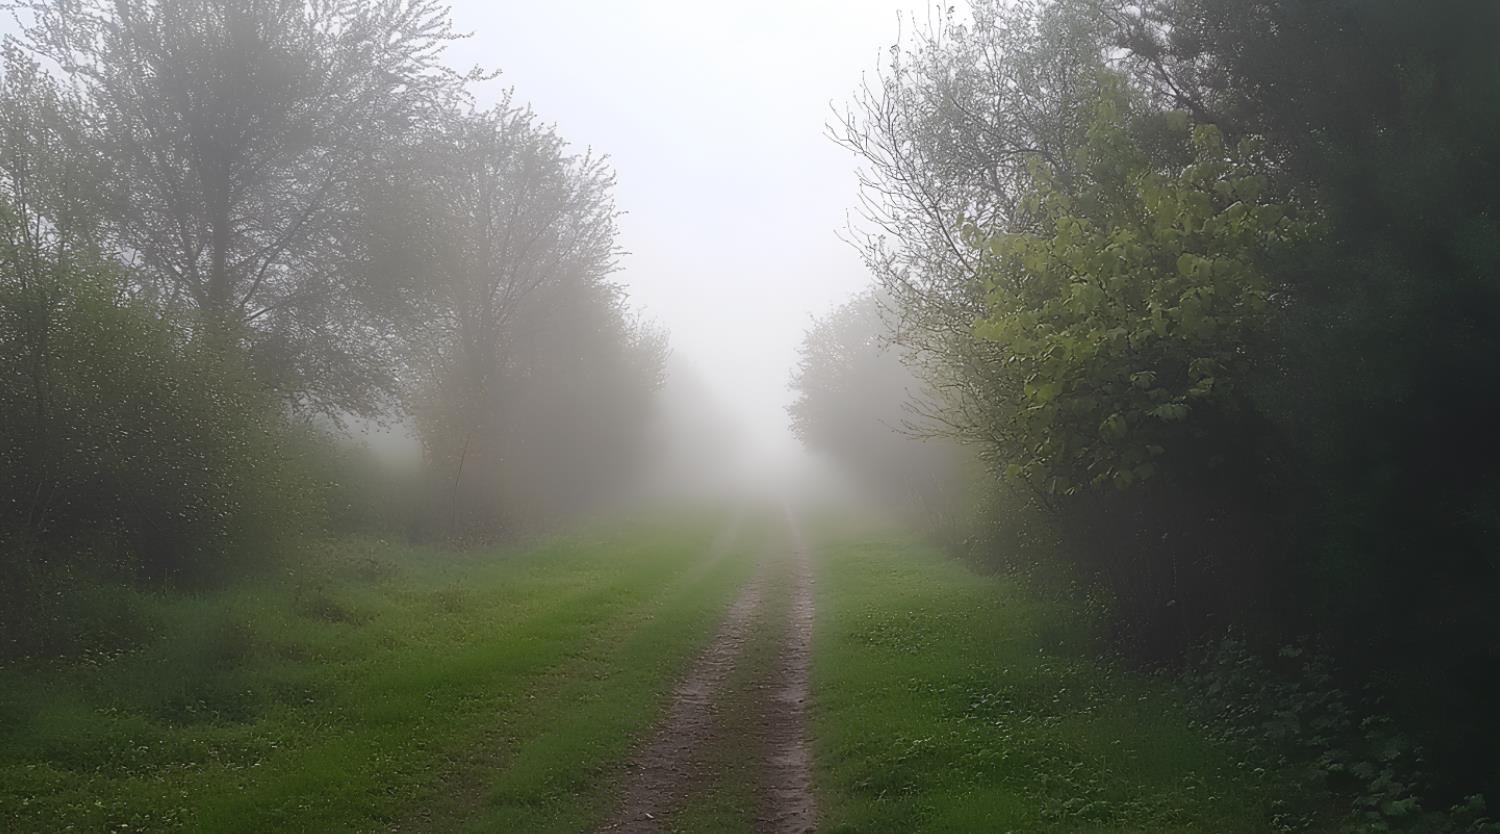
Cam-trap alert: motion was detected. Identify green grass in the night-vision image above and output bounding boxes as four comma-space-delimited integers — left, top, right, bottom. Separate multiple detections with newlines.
0, 511, 756, 833
4, 508, 1305, 833
808, 516, 1277, 833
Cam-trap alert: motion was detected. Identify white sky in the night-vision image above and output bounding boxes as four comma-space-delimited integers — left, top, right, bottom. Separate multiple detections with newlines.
443, 0, 915, 462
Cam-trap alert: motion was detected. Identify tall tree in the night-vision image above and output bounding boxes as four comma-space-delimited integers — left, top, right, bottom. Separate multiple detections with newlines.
398, 98, 660, 537
0, 44, 313, 588
12, 0, 477, 415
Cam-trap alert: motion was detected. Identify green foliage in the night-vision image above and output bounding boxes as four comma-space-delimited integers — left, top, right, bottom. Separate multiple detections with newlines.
1120, 0, 1500, 803
0, 0, 669, 598
1186, 636, 1500, 834
967, 85, 1312, 494
0, 247, 319, 591
11, 0, 479, 418
839, 0, 1500, 814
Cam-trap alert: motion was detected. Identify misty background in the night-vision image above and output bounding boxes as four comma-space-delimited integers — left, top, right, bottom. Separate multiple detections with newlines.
436, 0, 912, 474
7, 0, 1500, 830
0, 0, 938, 487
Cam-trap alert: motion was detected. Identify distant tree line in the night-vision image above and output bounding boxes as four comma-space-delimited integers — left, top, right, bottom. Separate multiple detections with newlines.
0, 0, 665, 608
795, 0, 1500, 822
788, 291, 972, 539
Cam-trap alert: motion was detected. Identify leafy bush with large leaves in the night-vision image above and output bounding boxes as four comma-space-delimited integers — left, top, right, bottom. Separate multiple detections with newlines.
967, 85, 1313, 494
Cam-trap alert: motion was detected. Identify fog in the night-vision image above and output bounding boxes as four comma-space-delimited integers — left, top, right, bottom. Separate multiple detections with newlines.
0, 0, 922, 481
441, 0, 912, 470
9, 0, 1500, 825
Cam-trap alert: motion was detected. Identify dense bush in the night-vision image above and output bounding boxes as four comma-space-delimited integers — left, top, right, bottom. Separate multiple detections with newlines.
824, 0, 1500, 813
1185, 635, 1500, 833
0, 251, 324, 660
0, 254, 319, 583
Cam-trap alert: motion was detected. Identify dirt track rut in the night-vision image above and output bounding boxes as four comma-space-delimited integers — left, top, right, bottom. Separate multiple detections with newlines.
598, 508, 817, 833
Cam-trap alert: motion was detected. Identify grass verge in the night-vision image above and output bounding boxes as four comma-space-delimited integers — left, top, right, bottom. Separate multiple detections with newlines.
0, 511, 753, 833
808, 517, 1277, 833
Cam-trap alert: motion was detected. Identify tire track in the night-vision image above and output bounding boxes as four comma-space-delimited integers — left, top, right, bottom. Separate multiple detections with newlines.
393, 509, 748, 833
599, 504, 818, 834
759, 504, 816, 834
597, 559, 767, 832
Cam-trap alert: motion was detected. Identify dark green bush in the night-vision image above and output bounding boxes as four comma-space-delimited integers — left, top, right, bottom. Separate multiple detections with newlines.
0, 248, 321, 656
1186, 635, 1500, 834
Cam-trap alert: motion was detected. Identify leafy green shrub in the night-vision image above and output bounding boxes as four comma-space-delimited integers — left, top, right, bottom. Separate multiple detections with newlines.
1186, 635, 1500, 833
0, 254, 318, 580
319, 441, 426, 539
966, 85, 1313, 495
0, 246, 323, 658
0, 563, 156, 662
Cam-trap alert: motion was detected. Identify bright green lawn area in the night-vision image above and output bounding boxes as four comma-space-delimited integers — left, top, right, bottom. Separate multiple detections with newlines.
0, 511, 757, 833
808, 518, 1276, 834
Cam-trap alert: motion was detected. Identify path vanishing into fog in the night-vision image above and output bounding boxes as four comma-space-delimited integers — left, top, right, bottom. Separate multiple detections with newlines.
599, 505, 817, 834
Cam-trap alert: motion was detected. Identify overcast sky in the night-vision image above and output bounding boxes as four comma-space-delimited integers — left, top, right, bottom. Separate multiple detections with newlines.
443, 0, 916, 462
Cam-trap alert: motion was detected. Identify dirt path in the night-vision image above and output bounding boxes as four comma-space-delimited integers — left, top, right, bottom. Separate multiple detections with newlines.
597, 566, 767, 832
759, 505, 817, 834
392, 511, 749, 834
598, 508, 818, 834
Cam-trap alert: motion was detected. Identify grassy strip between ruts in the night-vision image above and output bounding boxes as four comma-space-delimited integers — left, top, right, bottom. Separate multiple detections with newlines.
0, 509, 758, 833
808, 515, 1280, 834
